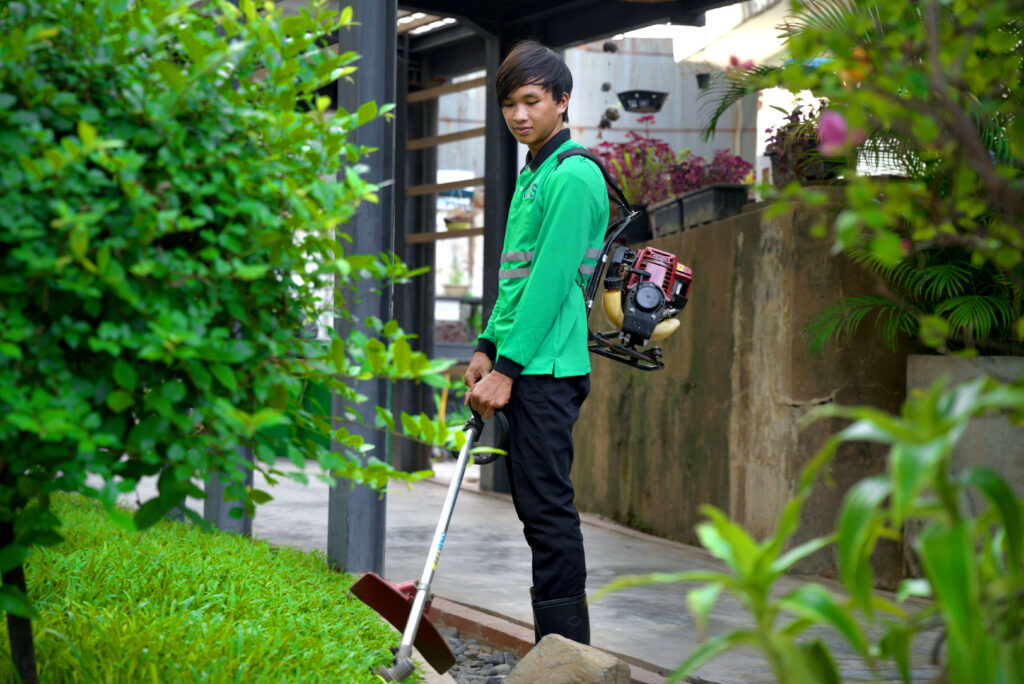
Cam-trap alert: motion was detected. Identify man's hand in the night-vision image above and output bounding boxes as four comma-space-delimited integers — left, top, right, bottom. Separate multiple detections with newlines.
463, 351, 492, 391
466, 370, 513, 420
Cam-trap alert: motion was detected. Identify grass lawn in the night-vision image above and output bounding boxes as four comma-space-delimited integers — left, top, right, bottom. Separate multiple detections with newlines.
0, 494, 413, 683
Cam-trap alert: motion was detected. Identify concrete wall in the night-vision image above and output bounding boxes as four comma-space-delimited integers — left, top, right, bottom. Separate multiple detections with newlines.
572, 191, 909, 583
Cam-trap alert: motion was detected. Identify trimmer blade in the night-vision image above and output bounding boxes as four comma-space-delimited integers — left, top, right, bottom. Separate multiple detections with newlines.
350, 572, 457, 674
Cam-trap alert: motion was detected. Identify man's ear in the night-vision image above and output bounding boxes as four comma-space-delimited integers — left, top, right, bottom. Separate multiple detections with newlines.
555, 91, 569, 116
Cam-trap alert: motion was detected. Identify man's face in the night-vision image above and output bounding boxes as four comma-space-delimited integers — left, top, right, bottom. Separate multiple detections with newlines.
500, 83, 568, 153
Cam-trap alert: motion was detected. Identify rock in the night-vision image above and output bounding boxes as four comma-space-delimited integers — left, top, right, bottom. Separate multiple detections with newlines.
488, 663, 512, 675
504, 635, 631, 684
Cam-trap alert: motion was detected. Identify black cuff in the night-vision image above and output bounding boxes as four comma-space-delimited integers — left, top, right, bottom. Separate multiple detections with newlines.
494, 356, 524, 380
475, 339, 497, 362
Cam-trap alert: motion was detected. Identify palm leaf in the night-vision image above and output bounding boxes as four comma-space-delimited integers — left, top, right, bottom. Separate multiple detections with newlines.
802, 295, 905, 354
935, 295, 1012, 340
918, 262, 974, 300
699, 65, 779, 140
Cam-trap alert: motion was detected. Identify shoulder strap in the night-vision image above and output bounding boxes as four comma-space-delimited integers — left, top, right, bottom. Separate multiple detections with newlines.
556, 148, 631, 215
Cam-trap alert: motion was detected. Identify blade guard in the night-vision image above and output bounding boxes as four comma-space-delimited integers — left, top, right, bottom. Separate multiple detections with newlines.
350, 572, 457, 674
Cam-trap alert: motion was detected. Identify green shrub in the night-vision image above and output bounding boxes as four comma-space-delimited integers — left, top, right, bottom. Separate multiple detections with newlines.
0, 0, 461, 678
0, 494, 413, 683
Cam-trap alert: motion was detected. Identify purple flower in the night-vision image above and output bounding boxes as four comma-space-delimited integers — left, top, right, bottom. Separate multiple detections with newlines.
818, 110, 848, 156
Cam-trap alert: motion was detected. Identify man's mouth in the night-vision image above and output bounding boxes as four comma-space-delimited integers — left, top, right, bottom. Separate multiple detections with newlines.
514, 126, 532, 135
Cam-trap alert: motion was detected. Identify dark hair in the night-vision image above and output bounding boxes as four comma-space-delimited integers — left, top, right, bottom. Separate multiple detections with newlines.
495, 40, 572, 122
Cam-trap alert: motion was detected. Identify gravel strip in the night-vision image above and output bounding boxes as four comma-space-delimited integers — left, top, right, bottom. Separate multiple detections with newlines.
439, 626, 520, 684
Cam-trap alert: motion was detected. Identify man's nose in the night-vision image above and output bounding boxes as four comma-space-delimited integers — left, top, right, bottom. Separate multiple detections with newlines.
511, 103, 528, 121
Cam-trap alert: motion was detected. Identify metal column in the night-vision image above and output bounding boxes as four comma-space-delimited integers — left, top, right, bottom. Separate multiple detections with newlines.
327, 0, 397, 575
478, 35, 517, 495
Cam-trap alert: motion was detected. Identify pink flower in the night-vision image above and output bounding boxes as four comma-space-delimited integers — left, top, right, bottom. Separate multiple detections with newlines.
818, 110, 848, 156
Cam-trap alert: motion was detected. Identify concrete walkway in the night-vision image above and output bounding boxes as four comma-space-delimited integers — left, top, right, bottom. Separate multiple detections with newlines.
246, 459, 942, 684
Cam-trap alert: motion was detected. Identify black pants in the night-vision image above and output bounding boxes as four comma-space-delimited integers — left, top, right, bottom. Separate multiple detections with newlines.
503, 373, 590, 602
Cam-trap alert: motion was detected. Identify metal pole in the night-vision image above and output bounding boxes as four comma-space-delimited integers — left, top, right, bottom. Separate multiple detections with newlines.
327, 0, 397, 575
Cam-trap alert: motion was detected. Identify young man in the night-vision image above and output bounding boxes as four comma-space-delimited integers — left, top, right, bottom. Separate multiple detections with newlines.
463, 40, 607, 644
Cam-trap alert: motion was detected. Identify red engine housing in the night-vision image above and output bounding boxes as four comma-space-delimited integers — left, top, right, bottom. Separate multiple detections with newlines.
627, 247, 693, 308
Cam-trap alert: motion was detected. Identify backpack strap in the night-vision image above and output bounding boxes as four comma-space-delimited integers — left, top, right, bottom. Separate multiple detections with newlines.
556, 148, 631, 215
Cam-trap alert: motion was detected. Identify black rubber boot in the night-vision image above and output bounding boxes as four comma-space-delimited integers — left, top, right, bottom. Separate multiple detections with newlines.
530, 587, 541, 643
532, 591, 590, 645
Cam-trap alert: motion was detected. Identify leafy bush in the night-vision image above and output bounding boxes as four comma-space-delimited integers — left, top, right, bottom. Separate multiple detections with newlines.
805, 246, 1024, 354
597, 376, 1024, 684
0, 0, 461, 679
0, 494, 413, 683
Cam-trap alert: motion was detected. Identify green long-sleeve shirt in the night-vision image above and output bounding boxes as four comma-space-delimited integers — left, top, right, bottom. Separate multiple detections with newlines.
475, 130, 607, 379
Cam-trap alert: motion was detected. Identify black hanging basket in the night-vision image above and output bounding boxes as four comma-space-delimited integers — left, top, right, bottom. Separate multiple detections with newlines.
617, 89, 669, 113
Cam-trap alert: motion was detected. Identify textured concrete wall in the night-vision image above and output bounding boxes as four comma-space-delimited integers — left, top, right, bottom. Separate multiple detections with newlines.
572, 193, 908, 582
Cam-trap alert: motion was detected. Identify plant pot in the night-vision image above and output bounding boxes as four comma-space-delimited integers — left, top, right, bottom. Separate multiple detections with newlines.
767, 150, 844, 187
616, 90, 669, 113
649, 197, 684, 238
443, 284, 470, 297
680, 184, 750, 229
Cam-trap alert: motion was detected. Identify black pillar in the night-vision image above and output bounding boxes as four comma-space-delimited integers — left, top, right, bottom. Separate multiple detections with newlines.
391, 47, 439, 473
478, 35, 517, 494
327, 0, 397, 575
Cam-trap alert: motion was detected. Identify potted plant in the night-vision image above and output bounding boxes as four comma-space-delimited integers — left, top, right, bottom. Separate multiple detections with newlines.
592, 117, 753, 241
676, 148, 754, 229
764, 99, 845, 187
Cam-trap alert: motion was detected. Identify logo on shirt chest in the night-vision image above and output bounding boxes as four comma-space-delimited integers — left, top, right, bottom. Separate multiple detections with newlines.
521, 183, 537, 200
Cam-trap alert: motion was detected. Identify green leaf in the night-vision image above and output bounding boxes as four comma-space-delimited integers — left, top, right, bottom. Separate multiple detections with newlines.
113, 359, 138, 391
154, 60, 186, 91
356, 100, 377, 126
917, 522, 986, 684
918, 315, 950, 348
211, 364, 238, 393
248, 488, 274, 505
392, 338, 412, 375
686, 583, 722, 638
837, 475, 891, 614
959, 467, 1022, 568
400, 412, 418, 437
0, 585, 37, 620
418, 413, 435, 443
802, 640, 842, 684
667, 629, 760, 683
77, 120, 97, 150
375, 406, 394, 432
106, 389, 135, 413
0, 544, 28, 574
70, 225, 89, 259
781, 584, 868, 658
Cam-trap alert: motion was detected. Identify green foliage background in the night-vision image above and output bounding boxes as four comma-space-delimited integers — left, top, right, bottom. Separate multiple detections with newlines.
0, 0, 461, 626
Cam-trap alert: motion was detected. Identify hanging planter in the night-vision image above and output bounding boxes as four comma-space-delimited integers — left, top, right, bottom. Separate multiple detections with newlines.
617, 89, 669, 113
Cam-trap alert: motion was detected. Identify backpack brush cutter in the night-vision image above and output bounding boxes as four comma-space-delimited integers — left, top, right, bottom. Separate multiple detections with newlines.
560, 148, 694, 371
349, 150, 692, 681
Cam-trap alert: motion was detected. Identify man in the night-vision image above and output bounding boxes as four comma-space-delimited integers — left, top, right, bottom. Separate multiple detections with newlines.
464, 40, 607, 645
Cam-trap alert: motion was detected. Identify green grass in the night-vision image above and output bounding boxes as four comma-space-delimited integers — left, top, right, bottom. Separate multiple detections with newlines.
1, 495, 412, 683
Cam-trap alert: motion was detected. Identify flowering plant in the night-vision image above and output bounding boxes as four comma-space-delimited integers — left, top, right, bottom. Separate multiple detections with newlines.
592, 118, 753, 205
764, 99, 847, 186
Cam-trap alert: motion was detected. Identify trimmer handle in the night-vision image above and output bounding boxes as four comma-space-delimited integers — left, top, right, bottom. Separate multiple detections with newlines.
462, 409, 507, 465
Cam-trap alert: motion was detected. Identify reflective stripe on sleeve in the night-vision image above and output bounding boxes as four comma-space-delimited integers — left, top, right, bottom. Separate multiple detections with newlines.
578, 264, 596, 275
499, 268, 531, 279
500, 250, 534, 262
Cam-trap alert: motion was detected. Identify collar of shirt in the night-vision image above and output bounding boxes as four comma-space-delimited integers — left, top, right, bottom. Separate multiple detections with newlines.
523, 128, 571, 173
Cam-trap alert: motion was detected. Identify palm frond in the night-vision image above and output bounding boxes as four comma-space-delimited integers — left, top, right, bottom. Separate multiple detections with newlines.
935, 295, 1013, 340
778, 0, 859, 39
698, 65, 779, 141
918, 262, 974, 300
845, 246, 921, 289
802, 294, 904, 355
